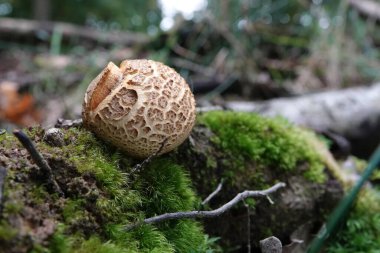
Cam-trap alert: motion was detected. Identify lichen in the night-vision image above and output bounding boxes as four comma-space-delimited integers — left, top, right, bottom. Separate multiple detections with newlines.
198, 111, 326, 183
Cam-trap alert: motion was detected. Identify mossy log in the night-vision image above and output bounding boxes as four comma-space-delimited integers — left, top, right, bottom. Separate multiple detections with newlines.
223, 83, 380, 158
0, 111, 344, 253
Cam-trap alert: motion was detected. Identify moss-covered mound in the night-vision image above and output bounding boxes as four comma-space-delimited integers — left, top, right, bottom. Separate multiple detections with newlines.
198, 111, 326, 182
0, 128, 213, 253
177, 112, 343, 250
0, 111, 346, 252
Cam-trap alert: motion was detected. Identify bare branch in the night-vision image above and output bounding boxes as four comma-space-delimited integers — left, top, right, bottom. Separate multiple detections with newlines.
125, 182, 286, 230
348, 0, 380, 20
243, 200, 252, 253
201, 179, 224, 205
13, 130, 64, 196
0, 18, 150, 46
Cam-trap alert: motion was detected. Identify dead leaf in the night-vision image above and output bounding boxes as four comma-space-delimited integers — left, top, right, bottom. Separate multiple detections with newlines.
0, 81, 41, 126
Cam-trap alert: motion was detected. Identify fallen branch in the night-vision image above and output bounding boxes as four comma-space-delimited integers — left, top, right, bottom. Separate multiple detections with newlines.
125, 182, 286, 230
201, 179, 224, 205
0, 18, 150, 46
172, 57, 216, 78
244, 200, 252, 253
220, 83, 380, 157
348, 0, 380, 20
13, 130, 64, 196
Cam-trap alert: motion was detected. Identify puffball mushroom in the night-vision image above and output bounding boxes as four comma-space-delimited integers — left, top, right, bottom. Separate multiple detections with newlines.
82, 59, 196, 158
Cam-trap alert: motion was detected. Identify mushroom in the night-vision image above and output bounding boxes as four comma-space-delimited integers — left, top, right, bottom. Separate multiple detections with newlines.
82, 59, 196, 158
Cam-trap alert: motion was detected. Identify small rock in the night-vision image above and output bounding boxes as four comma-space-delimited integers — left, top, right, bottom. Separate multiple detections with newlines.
260, 236, 282, 253
43, 128, 65, 147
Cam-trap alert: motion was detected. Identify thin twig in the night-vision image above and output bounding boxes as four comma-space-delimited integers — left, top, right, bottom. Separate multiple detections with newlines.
202, 179, 224, 205
172, 57, 216, 78
125, 182, 286, 230
13, 130, 64, 196
243, 200, 251, 253
131, 138, 169, 174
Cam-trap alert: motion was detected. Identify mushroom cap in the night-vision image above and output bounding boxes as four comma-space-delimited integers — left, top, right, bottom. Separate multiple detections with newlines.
82, 59, 196, 158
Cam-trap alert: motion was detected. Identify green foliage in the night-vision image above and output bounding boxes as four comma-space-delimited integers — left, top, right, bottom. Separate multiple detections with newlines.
199, 111, 326, 183
327, 187, 380, 252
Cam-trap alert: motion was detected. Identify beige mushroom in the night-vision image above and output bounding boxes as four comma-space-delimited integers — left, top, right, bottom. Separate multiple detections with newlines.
82, 59, 196, 158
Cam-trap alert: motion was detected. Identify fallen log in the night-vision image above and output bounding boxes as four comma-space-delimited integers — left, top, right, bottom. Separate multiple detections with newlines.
220, 83, 380, 157
348, 0, 380, 21
0, 18, 150, 46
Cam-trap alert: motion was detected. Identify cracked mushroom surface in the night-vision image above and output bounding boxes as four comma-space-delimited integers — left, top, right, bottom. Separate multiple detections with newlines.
82, 59, 196, 158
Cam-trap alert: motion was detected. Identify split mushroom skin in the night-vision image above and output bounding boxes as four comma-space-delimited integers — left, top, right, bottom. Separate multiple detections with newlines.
82, 59, 196, 158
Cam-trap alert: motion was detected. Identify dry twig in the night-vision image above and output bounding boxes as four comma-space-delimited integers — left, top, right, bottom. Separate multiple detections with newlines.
201, 179, 224, 205
348, 0, 380, 20
131, 138, 169, 174
243, 200, 252, 253
13, 130, 64, 196
125, 182, 286, 230
0, 18, 149, 45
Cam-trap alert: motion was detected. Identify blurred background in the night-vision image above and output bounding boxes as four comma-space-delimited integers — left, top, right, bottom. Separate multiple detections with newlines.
1, 1, 380, 252
0, 0, 379, 154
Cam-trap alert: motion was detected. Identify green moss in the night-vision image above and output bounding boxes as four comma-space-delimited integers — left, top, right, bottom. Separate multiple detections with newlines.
160, 220, 207, 253
0, 111, 332, 252
0, 126, 215, 252
0, 132, 6, 142
327, 187, 380, 252
3, 201, 23, 214
199, 111, 326, 183
31, 186, 51, 205
18, 127, 212, 252
0, 131, 15, 149
141, 158, 198, 213
48, 224, 73, 253
75, 237, 134, 253
0, 220, 17, 240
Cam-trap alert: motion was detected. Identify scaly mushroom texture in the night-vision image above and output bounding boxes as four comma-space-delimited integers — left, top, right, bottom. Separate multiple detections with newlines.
82, 59, 196, 158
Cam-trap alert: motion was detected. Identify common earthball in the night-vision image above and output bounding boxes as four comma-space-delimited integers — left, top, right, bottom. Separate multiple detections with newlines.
82, 59, 196, 158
